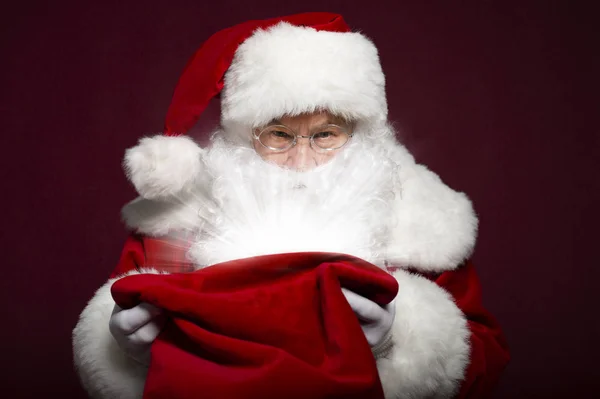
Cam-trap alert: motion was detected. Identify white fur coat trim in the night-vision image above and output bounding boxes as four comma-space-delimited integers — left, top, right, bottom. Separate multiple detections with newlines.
382, 140, 478, 272
222, 22, 387, 129
72, 268, 160, 399
377, 269, 470, 399
72, 268, 469, 399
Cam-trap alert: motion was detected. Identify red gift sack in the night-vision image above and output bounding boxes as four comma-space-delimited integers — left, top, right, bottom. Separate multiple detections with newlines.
111, 252, 398, 399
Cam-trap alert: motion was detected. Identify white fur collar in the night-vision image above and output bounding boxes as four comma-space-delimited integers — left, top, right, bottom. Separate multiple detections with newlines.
121, 138, 477, 273
382, 142, 478, 272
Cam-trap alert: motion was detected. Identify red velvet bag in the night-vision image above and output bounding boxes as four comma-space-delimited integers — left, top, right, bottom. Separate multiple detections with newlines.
111, 252, 399, 399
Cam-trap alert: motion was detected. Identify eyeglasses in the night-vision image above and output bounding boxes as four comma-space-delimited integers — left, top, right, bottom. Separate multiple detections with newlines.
253, 124, 353, 153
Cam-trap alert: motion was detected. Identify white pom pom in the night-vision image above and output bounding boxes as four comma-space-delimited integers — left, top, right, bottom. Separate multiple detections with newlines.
123, 135, 203, 199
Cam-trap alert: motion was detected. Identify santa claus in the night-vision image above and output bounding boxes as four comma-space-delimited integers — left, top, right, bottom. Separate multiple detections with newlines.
72, 12, 509, 399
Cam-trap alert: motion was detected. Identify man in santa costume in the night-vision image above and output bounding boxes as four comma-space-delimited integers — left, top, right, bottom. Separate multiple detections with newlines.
72, 12, 509, 399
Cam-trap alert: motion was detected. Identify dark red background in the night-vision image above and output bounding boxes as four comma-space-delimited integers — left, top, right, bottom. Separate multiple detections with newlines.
2, 1, 597, 398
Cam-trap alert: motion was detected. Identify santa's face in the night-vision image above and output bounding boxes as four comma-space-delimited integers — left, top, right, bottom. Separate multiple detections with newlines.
252, 111, 353, 170
191, 122, 398, 268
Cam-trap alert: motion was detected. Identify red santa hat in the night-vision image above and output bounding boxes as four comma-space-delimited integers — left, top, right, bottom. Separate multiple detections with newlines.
124, 12, 388, 199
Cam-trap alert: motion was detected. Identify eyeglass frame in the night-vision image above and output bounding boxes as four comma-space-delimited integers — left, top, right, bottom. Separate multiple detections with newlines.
252, 123, 354, 153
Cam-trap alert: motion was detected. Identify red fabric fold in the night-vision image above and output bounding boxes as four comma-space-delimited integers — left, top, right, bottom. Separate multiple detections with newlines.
111, 252, 398, 399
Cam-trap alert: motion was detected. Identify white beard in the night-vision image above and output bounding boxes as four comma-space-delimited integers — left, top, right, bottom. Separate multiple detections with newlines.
187, 133, 400, 268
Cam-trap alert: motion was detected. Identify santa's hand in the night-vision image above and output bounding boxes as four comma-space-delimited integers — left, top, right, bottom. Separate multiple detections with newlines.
109, 302, 166, 365
342, 288, 396, 359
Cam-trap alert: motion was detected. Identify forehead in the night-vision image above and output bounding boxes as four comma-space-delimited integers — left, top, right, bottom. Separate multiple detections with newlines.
270, 111, 348, 127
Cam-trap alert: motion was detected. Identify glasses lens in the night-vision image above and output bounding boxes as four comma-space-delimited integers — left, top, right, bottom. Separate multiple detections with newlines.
312, 126, 350, 150
258, 126, 295, 151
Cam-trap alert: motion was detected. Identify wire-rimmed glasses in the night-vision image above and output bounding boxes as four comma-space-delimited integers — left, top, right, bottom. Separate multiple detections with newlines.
253, 124, 353, 153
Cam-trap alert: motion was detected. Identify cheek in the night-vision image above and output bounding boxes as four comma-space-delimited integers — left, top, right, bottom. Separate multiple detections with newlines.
253, 141, 342, 168
253, 142, 288, 166
261, 152, 289, 166
314, 151, 339, 166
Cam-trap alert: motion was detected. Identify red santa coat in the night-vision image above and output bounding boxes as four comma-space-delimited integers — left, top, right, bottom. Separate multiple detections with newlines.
72, 138, 510, 399
103, 233, 509, 399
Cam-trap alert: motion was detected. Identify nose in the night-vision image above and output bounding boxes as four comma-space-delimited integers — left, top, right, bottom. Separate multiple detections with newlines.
286, 137, 316, 170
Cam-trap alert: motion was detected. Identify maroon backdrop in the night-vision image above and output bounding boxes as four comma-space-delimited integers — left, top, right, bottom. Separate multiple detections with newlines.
2, 1, 597, 398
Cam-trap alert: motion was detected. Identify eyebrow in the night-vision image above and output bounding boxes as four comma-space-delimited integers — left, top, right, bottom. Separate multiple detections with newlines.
268, 116, 346, 126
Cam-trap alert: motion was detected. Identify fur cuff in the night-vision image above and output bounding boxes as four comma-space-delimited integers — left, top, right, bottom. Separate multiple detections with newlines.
72, 268, 160, 399
123, 135, 204, 200
377, 269, 470, 399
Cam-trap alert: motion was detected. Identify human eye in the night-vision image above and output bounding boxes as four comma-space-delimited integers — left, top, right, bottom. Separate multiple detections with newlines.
258, 126, 295, 150
271, 130, 294, 139
312, 126, 349, 150
313, 130, 338, 140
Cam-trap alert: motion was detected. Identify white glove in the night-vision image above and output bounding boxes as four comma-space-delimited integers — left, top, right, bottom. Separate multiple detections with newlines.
108, 302, 166, 365
342, 288, 396, 359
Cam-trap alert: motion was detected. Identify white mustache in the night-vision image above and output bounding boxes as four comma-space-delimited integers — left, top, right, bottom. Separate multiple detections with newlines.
183, 137, 400, 268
